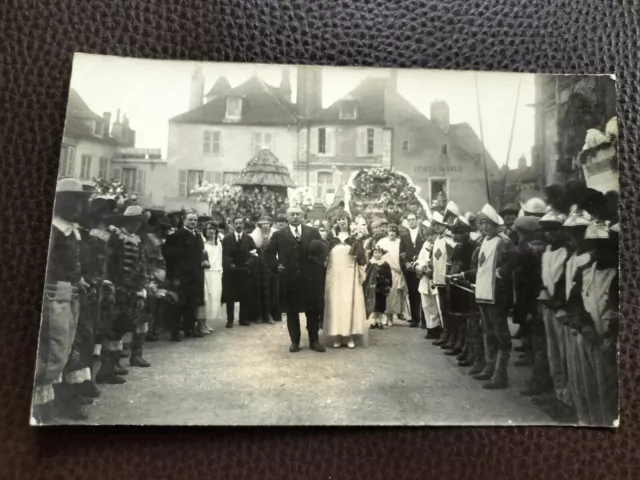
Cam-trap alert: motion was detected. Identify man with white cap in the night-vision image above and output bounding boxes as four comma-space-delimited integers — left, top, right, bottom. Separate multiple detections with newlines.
429, 212, 455, 347
31, 178, 91, 424
453, 204, 517, 389
443, 201, 461, 228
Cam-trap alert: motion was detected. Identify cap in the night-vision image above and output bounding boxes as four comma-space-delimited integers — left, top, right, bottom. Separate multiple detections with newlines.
450, 215, 472, 234
444, 201, 461, 219
585, 221, 612, 240
563, 204, 592, 228
513, 216, 541, 232
500, 203, 520, 215
540, 209, 568, 226
56, 178, 87, 193
521, 197, 548, 216
431, 211, 446, 226
276, 213, 288, 222
477, 204, 504, 226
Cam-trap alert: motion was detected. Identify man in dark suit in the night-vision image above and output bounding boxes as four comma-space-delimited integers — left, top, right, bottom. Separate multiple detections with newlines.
162, 212, 208, 340
400, 212, 426, 328
264, 206, 326, 353
221, 216, 257, 327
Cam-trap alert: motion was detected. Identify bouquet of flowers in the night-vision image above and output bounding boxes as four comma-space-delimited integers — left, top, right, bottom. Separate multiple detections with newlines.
348, 167, 424, 222
92, 178, 138, 207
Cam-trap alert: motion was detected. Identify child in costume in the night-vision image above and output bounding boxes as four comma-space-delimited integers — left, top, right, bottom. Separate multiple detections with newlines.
364, 245, 393, 330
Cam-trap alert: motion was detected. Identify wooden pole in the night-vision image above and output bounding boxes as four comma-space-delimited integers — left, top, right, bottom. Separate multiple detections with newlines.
500, 76, 523, 210
474, 73, 492, 205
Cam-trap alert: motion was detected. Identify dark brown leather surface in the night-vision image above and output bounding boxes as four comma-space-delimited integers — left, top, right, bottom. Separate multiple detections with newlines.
0, 1, 637, 478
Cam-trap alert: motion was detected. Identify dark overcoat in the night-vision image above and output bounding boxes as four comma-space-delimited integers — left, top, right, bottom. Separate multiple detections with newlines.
264, 225, 324, 313
221, 232, 256, 303
162, 227, 206, 306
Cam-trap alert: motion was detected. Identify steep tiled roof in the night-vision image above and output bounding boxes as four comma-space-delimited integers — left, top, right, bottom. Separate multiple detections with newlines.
310, 78, 387, 125
63, 89, 118, 145
205, 77, 232, 98
448, 122, 500, 175
170, 76, 299, 126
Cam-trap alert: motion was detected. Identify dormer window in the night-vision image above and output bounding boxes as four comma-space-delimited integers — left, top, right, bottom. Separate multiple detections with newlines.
225, 97, 242, 122
94, 120, 104, 136
339, 100, 357, 120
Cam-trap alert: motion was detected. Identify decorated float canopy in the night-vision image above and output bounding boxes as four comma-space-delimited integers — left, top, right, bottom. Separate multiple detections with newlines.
233, 147, 296, 192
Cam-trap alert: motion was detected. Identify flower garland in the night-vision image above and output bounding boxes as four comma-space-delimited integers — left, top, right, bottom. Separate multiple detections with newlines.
344, 167, 431, 222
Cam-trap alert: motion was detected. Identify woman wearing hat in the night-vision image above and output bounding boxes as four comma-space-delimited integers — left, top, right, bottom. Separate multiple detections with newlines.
200, 222, 225, 330
32, 178, 92, 424
376, 223, 410, 327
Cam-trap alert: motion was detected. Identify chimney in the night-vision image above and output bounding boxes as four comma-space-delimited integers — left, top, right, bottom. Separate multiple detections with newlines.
518, 154, 527, 170
280, 68, 292, 102
387, 69, 398, 94
296, 66, 322, 120
430, 100, 450, 133
102, 112, 111, 137
111, 109, 123, 141
189, 65, 205, 111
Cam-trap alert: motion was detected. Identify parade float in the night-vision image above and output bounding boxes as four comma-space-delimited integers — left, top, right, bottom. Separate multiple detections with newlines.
341, 167, 431, 223
193, 148, 310, 225
578, 117, 619, 194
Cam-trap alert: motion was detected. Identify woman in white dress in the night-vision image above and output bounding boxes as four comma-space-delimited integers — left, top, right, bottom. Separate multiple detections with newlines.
376, 223, 410, 326
324, 211, 368, 349
201, 222, 224, 331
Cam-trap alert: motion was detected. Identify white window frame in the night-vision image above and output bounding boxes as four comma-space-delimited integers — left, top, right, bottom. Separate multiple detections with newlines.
59, 144, 76, 177
225, 97, 242, 121
122, 167, 138, 194
315, 170, 335, 200
339, 101, 357, 120
429, 177, 449, 204
80, 154, 92, 180
98, 157, 109, 179
251, 131, 273, 154
203, 130, 221, 155
357, 127, 378, 157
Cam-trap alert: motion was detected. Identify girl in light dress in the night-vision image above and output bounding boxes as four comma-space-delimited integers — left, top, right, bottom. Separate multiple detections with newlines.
376, 224, 410, 326
201, 222, 224, 331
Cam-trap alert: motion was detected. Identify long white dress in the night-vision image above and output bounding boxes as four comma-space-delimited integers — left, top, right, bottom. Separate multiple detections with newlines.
203, 236, 224, 327
324, 234, 367, 340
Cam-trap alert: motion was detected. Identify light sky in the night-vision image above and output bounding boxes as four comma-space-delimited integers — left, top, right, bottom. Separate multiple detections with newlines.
70, 53, 535, 168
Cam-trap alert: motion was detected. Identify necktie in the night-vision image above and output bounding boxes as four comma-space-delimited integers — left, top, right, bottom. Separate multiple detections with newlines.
295, 227, 300, 241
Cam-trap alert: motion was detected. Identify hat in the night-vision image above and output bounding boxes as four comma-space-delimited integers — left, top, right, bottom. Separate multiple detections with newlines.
477, 204, 504, 226
540, 209, 568, 226
56, 178, 89, 194
308, 239, 328, 257
431, 211, 446, 226
198, 214, 213, 222
287, 205, 303, 214
500, 203, 519, 215
421, 219, 432, 229
258, 215, 273, 224
585, 221, 613, 240
450, 215, 471, 234
520, 197, 548, 217
88, 196, 117, 215
276, 213, 288, 222
444, 201, 461, 220
610, 222, 620, 234
563, 204, 592, 228
513, 216, 541, 232
464, 212, 478, 231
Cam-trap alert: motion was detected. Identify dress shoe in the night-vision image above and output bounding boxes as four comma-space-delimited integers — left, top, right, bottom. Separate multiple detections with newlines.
333, 341, 341, 348
444, 348, 462, 356
130, 355, 151, 368
346, 338, 355, 349
239, 321, 251, 327
369, 324, 379, 330
457, 359, 473, 367
114, 361, 129, 376
468, 362, 486, 376
482, 379, 508, 390
171, 331, 183, 341
96, 372, 126, 385
310, 343, 326, 353
424, 329, 439, 340
289, 344, 301, 353
472, 371, 493, 381
409, 322, 419, 328
76, 380, 101, 399
225, 321, 233, 329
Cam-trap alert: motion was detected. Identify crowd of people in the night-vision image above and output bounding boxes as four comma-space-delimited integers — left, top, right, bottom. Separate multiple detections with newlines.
32, 175, 619, 427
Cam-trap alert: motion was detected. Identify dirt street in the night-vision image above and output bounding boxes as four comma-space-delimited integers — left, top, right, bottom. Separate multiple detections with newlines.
75, 317, 554, 426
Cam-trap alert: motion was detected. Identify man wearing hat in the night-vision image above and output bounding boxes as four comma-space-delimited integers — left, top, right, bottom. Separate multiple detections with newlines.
144, 213, 173, 341
103, 205, 153, 377
60, 196, 117, 405
511, 215, 553, 398
32, 178, 92, 424
454, 204, 517, 389
264, 206, 326, 353
429, 211, 455, 347
569, 220, 618, 426
500, 203, 520, 245
443, 201, 461, 228
415, 224, 441, 339
445, 215, 477, 360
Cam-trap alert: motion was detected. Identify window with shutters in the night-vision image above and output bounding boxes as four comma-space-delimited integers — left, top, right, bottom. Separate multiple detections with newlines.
314, 127, 334, 156
203, 130, 221, 154
225, 97, 242, 121
122, 168, 137, 193
134, 169, 146, 194
187, 170, 204, 197
98, 157, 109, 179
251, 132, 273, 154
357, 127, 377, 156
316, 171, 335, 200
318, 128, 327, 154
59, 145, 76, 177
80, 155, 92, 180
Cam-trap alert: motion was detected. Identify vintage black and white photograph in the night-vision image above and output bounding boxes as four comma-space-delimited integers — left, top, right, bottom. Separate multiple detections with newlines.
31, 53, 619, 427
